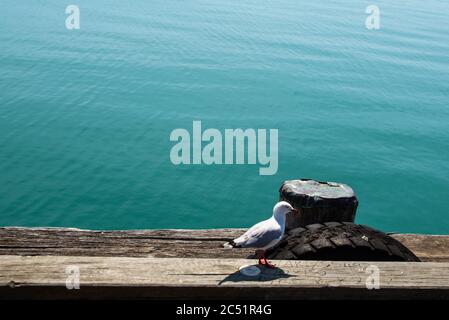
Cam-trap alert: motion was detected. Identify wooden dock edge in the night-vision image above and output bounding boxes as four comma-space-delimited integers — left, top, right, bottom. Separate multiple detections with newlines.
1, 227, 449, 299
1, 227, 449, 262
1, 256, 449, 300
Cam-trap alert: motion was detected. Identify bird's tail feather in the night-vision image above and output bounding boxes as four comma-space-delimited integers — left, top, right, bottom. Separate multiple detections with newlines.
222, 240, 239, 249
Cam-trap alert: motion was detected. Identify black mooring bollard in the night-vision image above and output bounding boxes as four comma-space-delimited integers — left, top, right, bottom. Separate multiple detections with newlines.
280, 179, 358, 230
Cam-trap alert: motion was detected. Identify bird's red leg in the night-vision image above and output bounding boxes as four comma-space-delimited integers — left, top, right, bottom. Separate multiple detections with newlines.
256, 250, 276, 268
256, 250, 266, 266
261, 254, 276, 269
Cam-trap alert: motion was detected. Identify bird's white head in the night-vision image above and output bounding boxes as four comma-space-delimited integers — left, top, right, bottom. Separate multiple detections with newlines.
272, 201, 298, 220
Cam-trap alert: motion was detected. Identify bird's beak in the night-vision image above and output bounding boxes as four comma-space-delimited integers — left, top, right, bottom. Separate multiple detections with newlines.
290, 208, 299, 214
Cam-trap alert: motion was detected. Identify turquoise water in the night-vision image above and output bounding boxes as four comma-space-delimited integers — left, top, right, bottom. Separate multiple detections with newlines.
1, 1, 449, 233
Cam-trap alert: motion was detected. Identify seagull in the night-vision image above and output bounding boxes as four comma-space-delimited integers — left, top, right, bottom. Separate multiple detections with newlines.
224, 201, 298, 268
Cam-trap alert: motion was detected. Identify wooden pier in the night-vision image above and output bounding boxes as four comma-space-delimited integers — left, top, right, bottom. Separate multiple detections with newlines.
1, 227, 449, 299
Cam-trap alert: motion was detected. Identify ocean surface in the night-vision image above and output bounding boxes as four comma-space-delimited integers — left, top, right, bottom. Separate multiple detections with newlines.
1, 1, 448, 233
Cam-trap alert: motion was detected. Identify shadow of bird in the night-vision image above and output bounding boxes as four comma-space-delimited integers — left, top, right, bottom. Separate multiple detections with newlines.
218, 264, 295, 285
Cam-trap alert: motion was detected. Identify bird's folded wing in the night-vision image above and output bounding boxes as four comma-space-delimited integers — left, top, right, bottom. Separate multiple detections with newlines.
234, 221, 282, 248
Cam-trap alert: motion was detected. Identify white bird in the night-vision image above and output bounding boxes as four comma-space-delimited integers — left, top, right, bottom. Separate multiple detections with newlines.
224, 201, 298, 268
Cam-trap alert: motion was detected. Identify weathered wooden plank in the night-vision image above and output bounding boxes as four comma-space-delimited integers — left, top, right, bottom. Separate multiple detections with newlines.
0, 227, 252, 258
0, 255, 448, 299
391, 234, 449, 262
0, 227, 448, 262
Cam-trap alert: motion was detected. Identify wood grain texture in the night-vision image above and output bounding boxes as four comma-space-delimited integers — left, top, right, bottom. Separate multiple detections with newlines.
1, 255, 449, 299
0, 227, 252, 258
391, 234, 449, 262
0, 227, 448, 262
